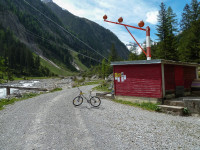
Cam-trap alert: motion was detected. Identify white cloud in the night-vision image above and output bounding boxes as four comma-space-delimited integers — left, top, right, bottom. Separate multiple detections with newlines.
52, 0, 159, 43
146, 11, 158, 24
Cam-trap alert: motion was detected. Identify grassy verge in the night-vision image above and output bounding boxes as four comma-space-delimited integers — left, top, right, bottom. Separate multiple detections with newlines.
72, 77, 104, 87
112, 99, 160, 111
0, 87, 62, 111
0, 93, 41, 110
80, 80, 104, 86
50, 88, 62, 92
92, 81, 112, 92
92, 84, 112, 92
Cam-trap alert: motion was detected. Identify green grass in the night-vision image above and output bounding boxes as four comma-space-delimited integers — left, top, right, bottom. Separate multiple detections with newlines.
0, 93, 41, 110
112, 99, 160, 111
73, 79, 103, 87
70, 51, 89, 71
50, 88, 62, 92
75, 80, 102, 87
92, 82, 112, 92
40, 57, 76, 76
83, 81, 102, 85
0, 87, 63, 110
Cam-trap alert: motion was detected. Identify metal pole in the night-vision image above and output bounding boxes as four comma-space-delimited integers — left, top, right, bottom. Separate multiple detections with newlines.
146, 26, 151, 60
104, 20, 146, 31
124, 26, 147, 56
104, 17, 152, 60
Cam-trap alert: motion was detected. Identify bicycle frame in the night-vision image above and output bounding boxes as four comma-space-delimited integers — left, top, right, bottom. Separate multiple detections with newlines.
77, 87, 92, 103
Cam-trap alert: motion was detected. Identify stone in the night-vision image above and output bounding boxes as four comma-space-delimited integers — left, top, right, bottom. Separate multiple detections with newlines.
157, 105, 184, 116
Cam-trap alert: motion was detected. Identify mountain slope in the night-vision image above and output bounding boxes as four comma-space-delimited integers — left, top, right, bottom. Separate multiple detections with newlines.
0, 0, 129, 76
45, 1, 130, 59
0, 0, 78, 71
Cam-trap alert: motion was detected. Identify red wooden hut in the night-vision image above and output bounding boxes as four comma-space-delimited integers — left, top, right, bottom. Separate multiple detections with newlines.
111, 59, 199, 102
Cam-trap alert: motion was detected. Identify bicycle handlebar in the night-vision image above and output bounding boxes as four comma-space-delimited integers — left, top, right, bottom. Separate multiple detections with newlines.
77, 87, 91, 96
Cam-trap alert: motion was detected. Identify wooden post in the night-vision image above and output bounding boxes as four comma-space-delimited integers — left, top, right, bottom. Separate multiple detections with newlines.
6, 87, 10, 95
161, 63, 165, 98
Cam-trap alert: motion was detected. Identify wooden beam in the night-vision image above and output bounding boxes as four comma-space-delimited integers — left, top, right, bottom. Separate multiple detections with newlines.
0, 86, 48, 91
161, 63, 165, 98
6, 87, 10, 95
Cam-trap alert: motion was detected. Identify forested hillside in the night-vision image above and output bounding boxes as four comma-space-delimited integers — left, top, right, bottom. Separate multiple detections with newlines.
0, 24, 54, 80
0, 0, 129, 80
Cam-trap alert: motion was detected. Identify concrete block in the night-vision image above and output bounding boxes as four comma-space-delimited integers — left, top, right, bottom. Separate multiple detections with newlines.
115, 95, 160, 104
183, 98, 200, 115
158, 105, 184, 116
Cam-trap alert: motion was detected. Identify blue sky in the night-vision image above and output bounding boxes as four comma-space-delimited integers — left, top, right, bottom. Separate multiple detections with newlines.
52, 0, 193, 44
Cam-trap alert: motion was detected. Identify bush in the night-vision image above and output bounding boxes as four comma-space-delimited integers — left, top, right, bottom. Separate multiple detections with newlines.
183, 107, 190, 115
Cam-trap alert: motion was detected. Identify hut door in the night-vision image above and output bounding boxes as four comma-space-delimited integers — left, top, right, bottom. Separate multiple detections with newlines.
174, 66, 184, 97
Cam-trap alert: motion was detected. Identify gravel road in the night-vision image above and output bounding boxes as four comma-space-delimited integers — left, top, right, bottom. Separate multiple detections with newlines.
0, 85, 200, 150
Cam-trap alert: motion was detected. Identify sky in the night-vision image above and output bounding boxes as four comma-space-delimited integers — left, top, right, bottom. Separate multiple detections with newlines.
52, 0, 192, 44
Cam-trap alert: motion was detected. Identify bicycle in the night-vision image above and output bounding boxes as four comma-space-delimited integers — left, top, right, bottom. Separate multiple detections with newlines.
73, 87, 101, 107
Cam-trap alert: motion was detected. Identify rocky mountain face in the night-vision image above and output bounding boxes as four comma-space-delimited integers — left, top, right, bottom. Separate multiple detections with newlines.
45, 1, 130, 59
0, 0, 129, 72
42, 0, 53, 3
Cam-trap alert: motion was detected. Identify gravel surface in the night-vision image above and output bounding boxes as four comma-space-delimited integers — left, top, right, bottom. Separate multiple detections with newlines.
0, 85, 200, 150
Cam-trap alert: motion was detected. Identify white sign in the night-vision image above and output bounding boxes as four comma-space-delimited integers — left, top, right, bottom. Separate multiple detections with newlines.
115, 72, 127, 83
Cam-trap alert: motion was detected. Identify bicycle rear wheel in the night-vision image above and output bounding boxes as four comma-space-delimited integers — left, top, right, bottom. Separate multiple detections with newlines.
73, 96, 83, 106
90, 96, 101, 107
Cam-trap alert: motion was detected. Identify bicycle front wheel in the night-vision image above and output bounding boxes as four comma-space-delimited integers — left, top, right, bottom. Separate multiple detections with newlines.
73, 96, 83, 106
90, 96, 101, 107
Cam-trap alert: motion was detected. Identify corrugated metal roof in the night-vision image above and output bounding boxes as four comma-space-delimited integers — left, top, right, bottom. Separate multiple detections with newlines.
111, 59, 199, 67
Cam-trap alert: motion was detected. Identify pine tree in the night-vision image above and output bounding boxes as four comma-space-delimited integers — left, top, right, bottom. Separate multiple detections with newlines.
155, 3, 178, 60
167, 7, 178, 34
178, 19, 200, 63
190, 0, 200, 21
35, 55, 40, 70
101, 59, 106, 79
109, 44, 118, 61
178, 0, 200, 63
180, 4, 191, 30
128, 52, 137, 60
0, 57, 5, 76
0, 57, 4, 82
155, 2, 168, 59
166, 7, 178, 60
181, 0, 200, 31
156, 3, 168, 42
